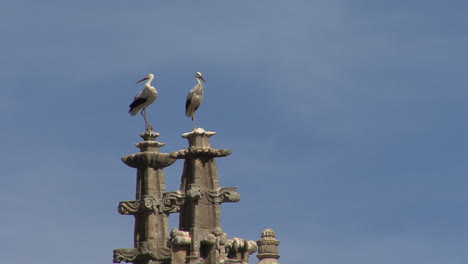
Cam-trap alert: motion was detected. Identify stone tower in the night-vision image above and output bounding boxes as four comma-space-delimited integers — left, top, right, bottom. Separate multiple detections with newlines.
113, 128, 281, 264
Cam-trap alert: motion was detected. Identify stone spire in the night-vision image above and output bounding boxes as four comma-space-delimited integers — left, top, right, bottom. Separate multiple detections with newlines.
113, 127, 279, 264
114, 129, 177, 264
169, 128, 256, 264
257, 229, 281, 264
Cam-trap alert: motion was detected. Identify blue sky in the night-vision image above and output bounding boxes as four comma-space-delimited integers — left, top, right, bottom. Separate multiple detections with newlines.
1, 1, 468, 263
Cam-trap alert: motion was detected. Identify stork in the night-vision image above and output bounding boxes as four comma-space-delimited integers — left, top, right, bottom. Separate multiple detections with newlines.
129, 73, 157, 131
185, 72, 206, 128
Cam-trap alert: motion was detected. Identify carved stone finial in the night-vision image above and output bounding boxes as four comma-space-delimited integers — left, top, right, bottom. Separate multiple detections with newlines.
140, 130, 159, 141
135, 130, 166, 152
170, 128, 231, 159
182, 127, 216, 148
256, 229, 280, 264
182, 127, 217, 138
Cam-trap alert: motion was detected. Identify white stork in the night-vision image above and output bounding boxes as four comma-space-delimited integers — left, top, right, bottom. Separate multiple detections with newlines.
129, 73, 157, 130
185, 72, 206, 128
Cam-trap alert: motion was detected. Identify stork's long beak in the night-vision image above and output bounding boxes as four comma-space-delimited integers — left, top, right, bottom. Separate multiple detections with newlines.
136, 77, 149, 83
199, 76, 206, 83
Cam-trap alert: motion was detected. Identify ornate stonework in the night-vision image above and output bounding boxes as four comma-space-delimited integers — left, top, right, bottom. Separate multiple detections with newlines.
114, 130, 174, 264
118, 200, 141, 215
161, 191, 186, 214
114, 248, 138, 263
170, 146, 232, 159
256, 229, 281, 264
114, 128, 281, 264
170, 228, 192, 246
205, 187, 241, 204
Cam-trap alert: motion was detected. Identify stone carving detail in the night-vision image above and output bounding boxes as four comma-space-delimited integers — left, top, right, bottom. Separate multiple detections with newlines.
135, 141, 165, 151
256, 229, 280, 263
112, 243, 172, 263
170, 228, 192, 246
199, 228, 230, 264
161, 191, 186, 214
225, 238, 257, 256
187, 184, 204, 201
122, 152, 176, 169
139, 130, 160, 141
222, 237, 257, 264
118, 200, 141, 215
221, 260, 244, 264
138, 241, 154, 258
118, 196, 159, 215
138, 241, 171, 261
201, 227, 228, 247
142, 195, 158, 212
206, 187, 240, 204
114, 128, 276, 264
182, 128, 217, 138
113, 248, 137, 263
170, 146, 232, 159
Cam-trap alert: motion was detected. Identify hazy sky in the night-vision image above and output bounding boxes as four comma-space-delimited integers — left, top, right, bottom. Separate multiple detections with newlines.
1, 1, 468, 263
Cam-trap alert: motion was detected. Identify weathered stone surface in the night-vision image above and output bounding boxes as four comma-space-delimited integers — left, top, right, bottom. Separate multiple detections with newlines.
205, 187, 241, 204
170, 146, 232, 159
224, 238, 257, 264
114, 248, 138, 263
118, 200, 141, 215
177, 129, 228, 246
257, 229, 281, 264
221, 260, 244, 264
170, 228, 192, 246
114, 128, 280, 264
170, 229, 191, 264
118, 196, 160, 215
182, 128, 216, 148
138, 241, 172, 261
199, 228, 229, 264
122, 152, 176, 169
161, 191, 186, 214
114, 130, 174, 264
171, 128, 258, 264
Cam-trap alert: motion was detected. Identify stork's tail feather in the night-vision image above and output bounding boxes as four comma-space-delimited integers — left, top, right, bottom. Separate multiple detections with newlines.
129, 107, 138, 116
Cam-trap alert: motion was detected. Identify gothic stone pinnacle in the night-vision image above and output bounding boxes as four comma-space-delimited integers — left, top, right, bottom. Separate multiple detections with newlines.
256, 229, 281, 264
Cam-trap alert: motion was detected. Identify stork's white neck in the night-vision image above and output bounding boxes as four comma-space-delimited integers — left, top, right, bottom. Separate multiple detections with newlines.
196, 78, 203, 85
146, 75, 154, 86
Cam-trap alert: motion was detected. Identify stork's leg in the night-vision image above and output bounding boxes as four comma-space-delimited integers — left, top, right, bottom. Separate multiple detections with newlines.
141, 107, 151, 130
141, 108, 151, 130
192, 109, 197, 128
140, 108, 145, 127
140, 108, 146, 125
192, 111, 197, 128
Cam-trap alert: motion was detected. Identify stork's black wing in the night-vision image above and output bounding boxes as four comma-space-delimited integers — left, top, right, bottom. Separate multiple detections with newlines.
185, 97, 191, 113
129, 97, 147, 113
